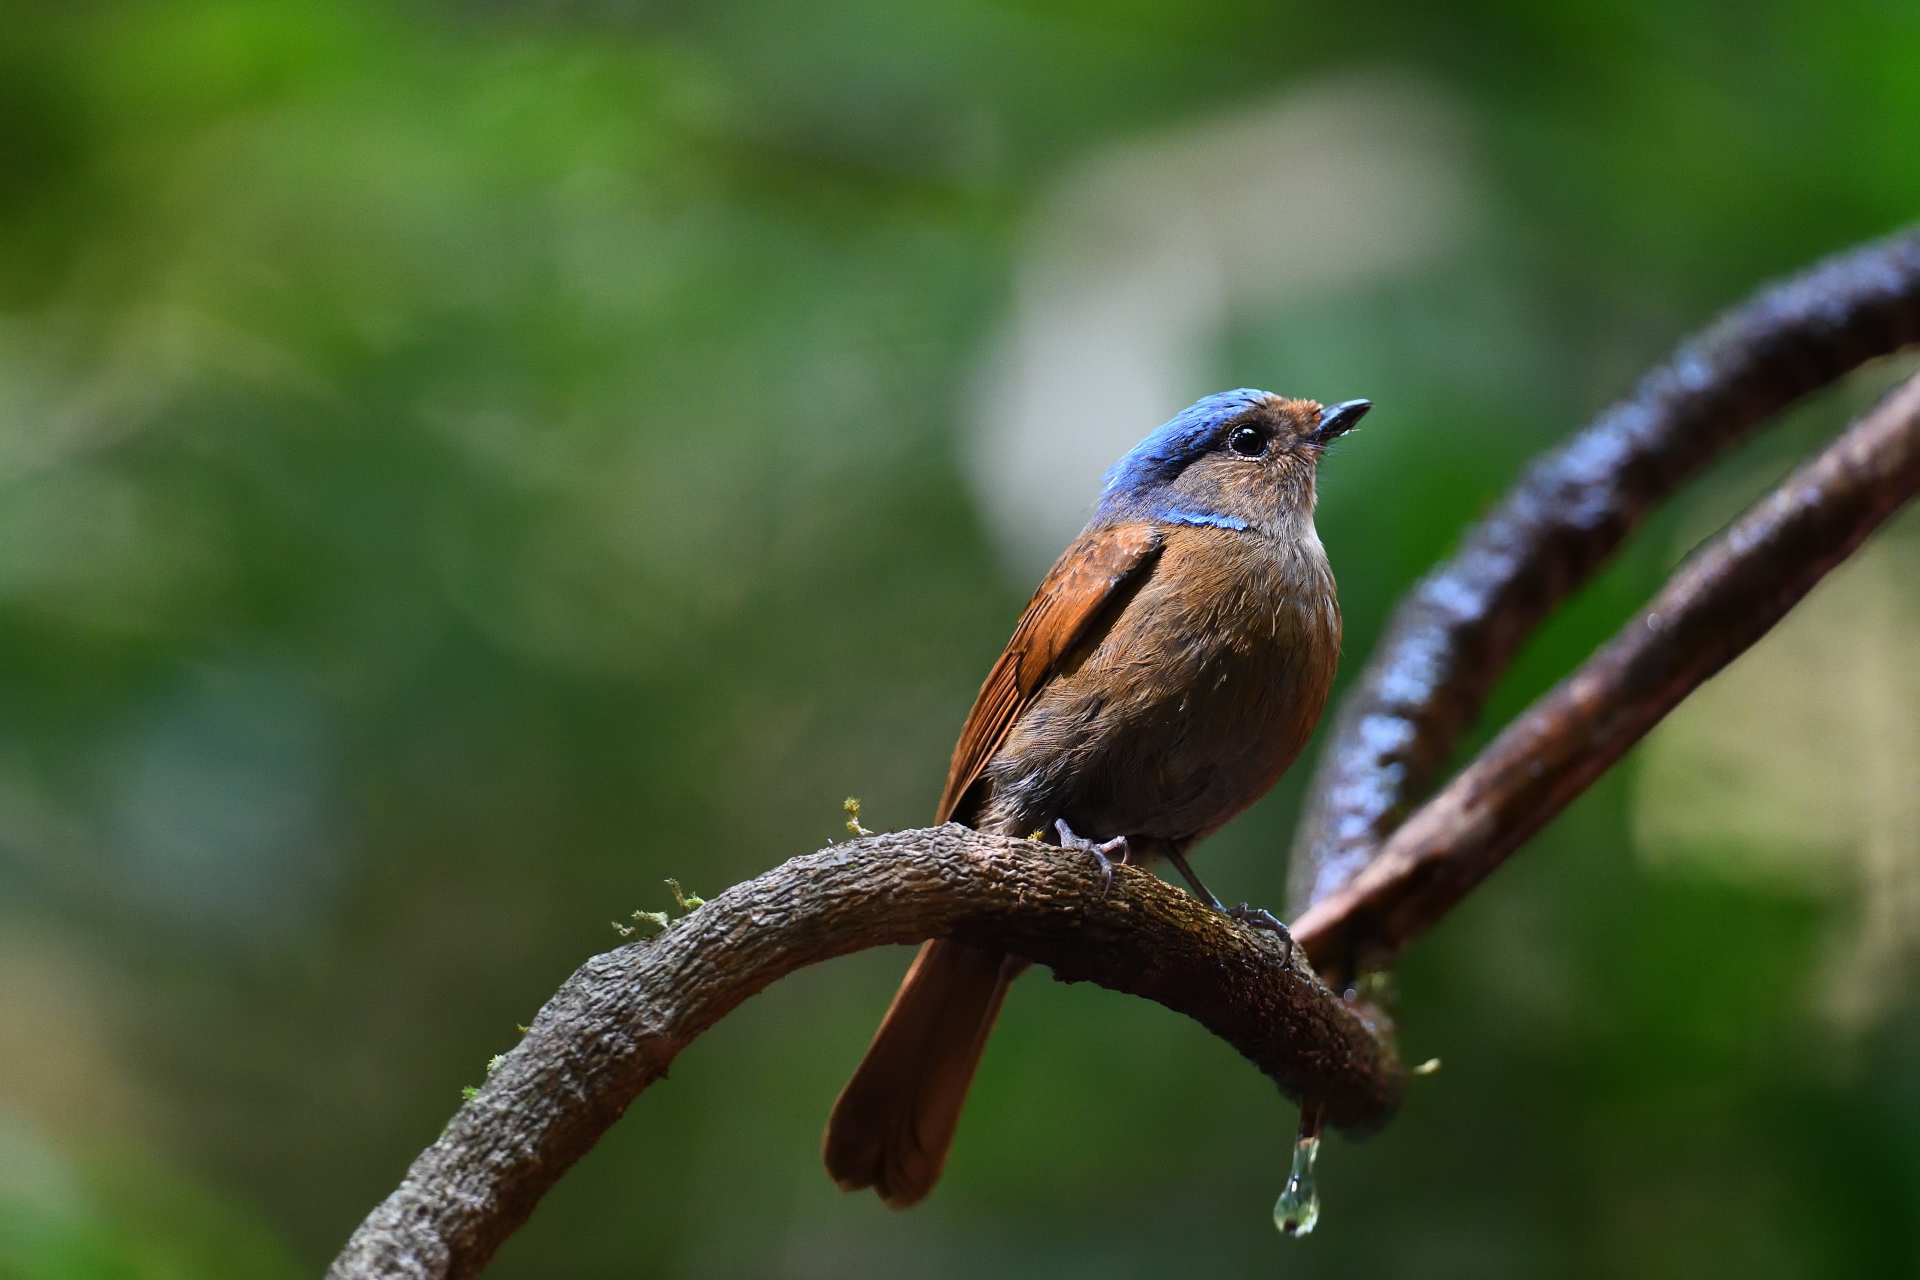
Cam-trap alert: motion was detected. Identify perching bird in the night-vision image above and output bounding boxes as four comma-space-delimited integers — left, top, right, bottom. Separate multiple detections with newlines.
822, 389, 1368, 1207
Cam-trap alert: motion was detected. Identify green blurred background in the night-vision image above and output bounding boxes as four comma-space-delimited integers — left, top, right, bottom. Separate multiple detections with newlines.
4, 2, 1919, 1276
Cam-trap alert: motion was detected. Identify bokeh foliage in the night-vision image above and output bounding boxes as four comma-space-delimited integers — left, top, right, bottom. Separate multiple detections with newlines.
3, 2, 1918, 1276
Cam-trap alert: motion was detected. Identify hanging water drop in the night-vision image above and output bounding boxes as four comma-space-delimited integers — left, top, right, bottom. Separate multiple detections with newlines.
1273, 1101, 1324, 1238
1271, 1134, 1320, 1236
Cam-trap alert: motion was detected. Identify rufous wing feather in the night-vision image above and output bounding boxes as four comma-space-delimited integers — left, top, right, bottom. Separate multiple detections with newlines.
934, 522, 1164, 823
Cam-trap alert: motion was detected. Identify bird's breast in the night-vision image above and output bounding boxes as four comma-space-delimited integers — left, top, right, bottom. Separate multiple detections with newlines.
978, 526, 1340, 842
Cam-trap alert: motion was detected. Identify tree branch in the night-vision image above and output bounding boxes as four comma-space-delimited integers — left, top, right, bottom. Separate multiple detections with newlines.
329, 826, 1403, 1280
1292, 373, 1920, 973
1288, 229, 1920, 915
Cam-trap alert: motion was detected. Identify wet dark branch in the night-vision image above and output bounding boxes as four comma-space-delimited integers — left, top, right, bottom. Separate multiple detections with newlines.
1289, 229, 1920, 914
329, 826, 1403, 1280
1292, 373, 1920, 973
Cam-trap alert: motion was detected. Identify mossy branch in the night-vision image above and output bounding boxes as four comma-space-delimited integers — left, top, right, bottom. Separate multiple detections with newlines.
328, 826, 1401, 1280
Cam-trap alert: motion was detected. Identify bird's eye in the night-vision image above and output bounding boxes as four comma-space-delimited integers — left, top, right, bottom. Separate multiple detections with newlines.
1226, 424, 1269, 457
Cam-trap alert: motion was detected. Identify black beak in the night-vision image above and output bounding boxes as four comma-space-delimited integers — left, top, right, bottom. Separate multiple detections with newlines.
1312, 398, 1371, 444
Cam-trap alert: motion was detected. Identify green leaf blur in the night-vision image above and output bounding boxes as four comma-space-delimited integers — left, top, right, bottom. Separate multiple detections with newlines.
3, 2, 1918, 1276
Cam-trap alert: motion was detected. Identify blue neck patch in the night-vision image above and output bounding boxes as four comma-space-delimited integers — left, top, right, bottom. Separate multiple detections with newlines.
1155, 507, 1250, 531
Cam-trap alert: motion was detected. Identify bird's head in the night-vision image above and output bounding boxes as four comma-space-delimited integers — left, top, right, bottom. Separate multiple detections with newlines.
1094, 389, 1369, 536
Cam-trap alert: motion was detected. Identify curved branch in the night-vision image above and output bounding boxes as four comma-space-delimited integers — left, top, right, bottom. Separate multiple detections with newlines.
1289, 228, 1920, 914
329, 826, 1403, 1280
1293, 373, 1920, 972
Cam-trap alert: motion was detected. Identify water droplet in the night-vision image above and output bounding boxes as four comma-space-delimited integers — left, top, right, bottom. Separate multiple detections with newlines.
1273, 1102, 1325, 1238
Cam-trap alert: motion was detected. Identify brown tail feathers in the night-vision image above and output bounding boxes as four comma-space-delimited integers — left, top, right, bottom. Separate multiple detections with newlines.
822, 939, 1014, 1207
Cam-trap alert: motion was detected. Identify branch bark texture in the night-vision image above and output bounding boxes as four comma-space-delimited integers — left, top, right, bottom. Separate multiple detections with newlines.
330, 826, 1402, 1280
1289, 229, 1920, 914
1293, 373, 1920, 971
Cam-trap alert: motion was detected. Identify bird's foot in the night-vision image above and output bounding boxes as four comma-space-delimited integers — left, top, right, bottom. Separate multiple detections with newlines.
1054, 819, 1129, 897
1226, 903, 1295, 969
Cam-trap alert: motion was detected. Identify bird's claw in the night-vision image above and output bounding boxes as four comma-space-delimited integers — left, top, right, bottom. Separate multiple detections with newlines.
1227, 903, 1295, 969
1054, 820, 1129, 898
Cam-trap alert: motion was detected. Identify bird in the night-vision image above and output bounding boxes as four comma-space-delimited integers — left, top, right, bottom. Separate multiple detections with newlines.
822, 388, 1369, 1208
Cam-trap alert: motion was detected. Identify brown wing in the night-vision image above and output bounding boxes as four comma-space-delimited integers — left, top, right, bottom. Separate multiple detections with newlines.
934, 522, 1164, 823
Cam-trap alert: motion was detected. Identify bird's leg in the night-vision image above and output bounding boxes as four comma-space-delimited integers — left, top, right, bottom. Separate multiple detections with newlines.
1053, 819, 1128, 897
1163, 845, 1294, 969
1161, 844, 1227, 910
